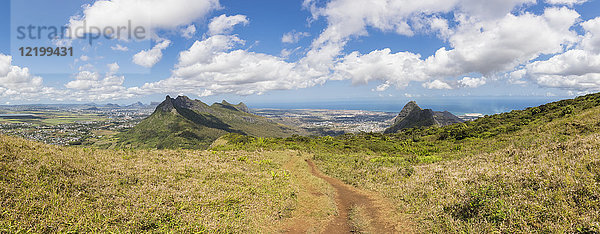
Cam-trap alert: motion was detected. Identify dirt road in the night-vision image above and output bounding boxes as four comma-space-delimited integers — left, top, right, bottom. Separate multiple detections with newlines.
305, 159, 403, 233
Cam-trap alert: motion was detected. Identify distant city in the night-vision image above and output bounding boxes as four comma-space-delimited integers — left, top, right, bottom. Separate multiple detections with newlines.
0, 100, 490, 146
0, 103, 155, 146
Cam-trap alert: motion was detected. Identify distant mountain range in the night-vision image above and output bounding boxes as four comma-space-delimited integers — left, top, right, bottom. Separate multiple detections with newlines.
81, 102, 155, 109
125, 102, 146, 108
117, 96, 303, 149
384, 101, 463, 134
117, 97, 466, 149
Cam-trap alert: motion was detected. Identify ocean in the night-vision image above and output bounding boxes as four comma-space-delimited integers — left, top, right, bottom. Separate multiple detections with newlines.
249, 96, 567, 115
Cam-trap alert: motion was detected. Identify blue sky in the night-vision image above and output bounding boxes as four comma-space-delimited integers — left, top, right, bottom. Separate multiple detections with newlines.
1, 0, 600, 112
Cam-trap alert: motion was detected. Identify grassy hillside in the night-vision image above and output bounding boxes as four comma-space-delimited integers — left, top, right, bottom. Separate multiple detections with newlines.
208, 101, 304, 138
3, 93, 600, 232
117, 96, 304, 150
215, 93, 600, 232
116, 110, 228, 149
0, 134, 340, 232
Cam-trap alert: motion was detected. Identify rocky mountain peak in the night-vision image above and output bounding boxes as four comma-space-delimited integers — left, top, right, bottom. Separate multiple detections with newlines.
394, 101, 422, 123
157, 96, 175, 112
385, 101, 463, 133
156, 95, 207, 113
173, 96, 200, 109
236, 102, 250, 113
121, 95, 302, 149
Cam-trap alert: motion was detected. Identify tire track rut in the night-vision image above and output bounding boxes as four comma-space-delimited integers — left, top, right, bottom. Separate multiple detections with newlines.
305, 159, 400, 233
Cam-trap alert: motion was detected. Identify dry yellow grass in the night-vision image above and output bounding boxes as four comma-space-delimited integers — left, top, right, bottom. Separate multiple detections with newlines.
348, 204, 372, 233
314, 104, 600, 233
4, 95, 600, 232
278, 153, 337, 233
0, 135, 337, 232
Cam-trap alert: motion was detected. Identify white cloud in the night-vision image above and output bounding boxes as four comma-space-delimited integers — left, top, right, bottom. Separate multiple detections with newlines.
428, 17, 453, 39
294, 0, 559, 91
52, 38, 72, 47
509, 69, 528, 84
134, 35, 327, 96
181, 24, 197, 39
459, 77, 486, 88
0, 54, 133, 102
207, 14, 249, 36
509, 16, 600, 91
80, 55, 89, 61
0, 54, 43, 92
111, 44, 129, 51
126, 4, 583, 97
0, 55, 11, 77
65, 70, 101, 90
333, 48, 427, 87
329, 8, 578, 89
423, 80, 453, 89
0, 54, 60, 100
280, 48, 293, 58
404, 93, 421, 98
458, 0, 536, 19
23, 0, 594, 100
521, 49, 600, 90
280, 47, 302, 58
527, 50, 600, 76
546, 0, 589, 6
107, 63, 120, 75
429, 7, 580, 77
282, 30, 310, 43
67, 0, 220, 39
373, 82, 391, 92
65, 63, 134, 101
132, 40, 171, 68
305, 0, 535, 61
177, 35, 242, 67
581, 17, 600, 53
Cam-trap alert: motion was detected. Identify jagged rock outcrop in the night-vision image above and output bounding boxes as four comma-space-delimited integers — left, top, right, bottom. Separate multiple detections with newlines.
384, 101, 463, 134
157, 95, 176, 112
235, 102, 250, 113
392, 101, 420, 124
434, 111, 464, 126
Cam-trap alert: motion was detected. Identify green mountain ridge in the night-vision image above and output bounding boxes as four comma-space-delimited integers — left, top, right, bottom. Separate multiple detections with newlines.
117, 95, 303, 149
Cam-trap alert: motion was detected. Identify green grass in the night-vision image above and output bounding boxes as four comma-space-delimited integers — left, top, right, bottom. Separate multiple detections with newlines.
216, 92, 600, 233
117, 110, 227, 149
311, 110, 600, 233
0, 135, 307, 232
40, 115, 106, 125
0, 111, 106, 126
3, 93, 600, 232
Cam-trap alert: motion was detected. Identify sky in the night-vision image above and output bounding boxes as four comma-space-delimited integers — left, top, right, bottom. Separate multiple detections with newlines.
1, 0, 600, 111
